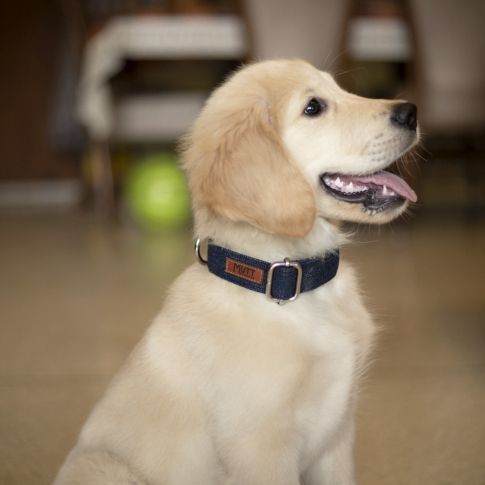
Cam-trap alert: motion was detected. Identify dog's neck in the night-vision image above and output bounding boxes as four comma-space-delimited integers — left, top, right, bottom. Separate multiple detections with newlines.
194, 209, 345, 262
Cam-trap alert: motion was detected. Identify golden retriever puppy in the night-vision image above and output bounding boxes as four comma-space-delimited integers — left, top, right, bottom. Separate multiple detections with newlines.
55, 59, 418, 485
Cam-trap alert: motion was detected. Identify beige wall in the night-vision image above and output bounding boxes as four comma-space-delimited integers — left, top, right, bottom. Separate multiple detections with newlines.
411, 0, 485, 131
245, 0, 349, 71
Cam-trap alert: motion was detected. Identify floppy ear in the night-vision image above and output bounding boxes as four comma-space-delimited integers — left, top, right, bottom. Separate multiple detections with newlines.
182, 99, 316, 238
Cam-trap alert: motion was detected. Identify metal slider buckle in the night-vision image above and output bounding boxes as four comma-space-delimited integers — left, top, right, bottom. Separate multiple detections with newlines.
265, 258, 303, 305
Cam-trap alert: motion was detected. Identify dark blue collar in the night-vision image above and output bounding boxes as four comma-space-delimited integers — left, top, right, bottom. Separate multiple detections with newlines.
195, 239, 339, 304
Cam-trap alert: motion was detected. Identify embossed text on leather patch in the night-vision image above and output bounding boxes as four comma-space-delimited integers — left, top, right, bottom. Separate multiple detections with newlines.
225, 258, 264, 284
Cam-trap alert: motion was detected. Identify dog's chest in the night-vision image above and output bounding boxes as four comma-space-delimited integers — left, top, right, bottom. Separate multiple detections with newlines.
222, 293, 359, 460
291, 319, 357, 462
272, 306, 358, 454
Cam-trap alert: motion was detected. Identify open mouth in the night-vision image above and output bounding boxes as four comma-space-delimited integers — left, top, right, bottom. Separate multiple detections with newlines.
320, 167, 417, 214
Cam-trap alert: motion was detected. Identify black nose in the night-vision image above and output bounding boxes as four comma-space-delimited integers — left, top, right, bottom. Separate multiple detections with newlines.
390, 102, 418, 131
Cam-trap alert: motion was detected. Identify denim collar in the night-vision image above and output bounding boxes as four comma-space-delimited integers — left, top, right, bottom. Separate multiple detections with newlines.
195, 239, 339, 304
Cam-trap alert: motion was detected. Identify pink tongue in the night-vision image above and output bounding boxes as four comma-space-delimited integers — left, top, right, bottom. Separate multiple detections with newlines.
346, 171, 417, 202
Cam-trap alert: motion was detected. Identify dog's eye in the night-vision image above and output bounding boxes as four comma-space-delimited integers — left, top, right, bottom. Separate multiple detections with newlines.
303, 98, 326, 117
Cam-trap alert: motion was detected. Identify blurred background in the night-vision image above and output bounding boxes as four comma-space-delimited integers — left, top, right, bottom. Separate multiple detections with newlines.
0, 1, 484, 484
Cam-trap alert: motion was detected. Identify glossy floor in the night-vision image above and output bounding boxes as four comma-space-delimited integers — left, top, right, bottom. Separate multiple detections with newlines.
0, 211, 484, 484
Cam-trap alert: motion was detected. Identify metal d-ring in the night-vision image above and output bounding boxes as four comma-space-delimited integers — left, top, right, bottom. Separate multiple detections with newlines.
194, 238, 208, 265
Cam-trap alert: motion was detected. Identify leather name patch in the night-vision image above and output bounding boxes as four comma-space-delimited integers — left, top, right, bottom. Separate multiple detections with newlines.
225, 258, 264, 284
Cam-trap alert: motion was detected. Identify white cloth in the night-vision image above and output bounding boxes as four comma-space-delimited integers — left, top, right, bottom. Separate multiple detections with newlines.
78, 15, 247, 139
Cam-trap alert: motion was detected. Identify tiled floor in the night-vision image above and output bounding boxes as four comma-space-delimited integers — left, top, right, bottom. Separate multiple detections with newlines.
0, 211, 484, 484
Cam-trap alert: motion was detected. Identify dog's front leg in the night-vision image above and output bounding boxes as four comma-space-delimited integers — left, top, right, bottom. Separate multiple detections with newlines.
226, 465, 301, 485
223, 437, 301, 485
302, 420, 356, 485
54, 449, 148, 485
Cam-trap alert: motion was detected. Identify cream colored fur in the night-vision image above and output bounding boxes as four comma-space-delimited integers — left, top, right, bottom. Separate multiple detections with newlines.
55, 59, 418, 485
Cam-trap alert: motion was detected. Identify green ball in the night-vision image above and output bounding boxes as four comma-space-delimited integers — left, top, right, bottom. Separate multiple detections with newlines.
125, 154, 191, 230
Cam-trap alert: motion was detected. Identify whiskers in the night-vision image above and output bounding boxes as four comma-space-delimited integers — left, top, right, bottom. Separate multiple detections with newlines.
321, 49, 347, 73
395, 145, 427, 178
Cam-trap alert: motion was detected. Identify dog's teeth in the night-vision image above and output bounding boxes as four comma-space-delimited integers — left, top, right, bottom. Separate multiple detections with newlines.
335, 177, 343, 187
382, 185, 396, 196
348, 182, 354, 190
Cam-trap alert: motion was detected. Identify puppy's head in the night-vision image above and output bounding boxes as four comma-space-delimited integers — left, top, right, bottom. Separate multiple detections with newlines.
181, 59, 419, 238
